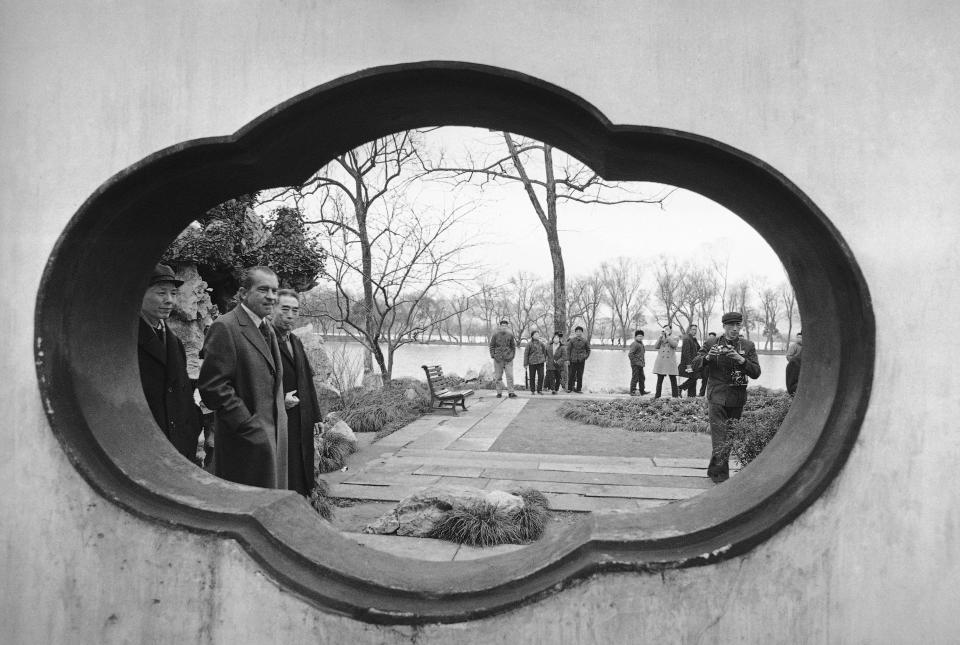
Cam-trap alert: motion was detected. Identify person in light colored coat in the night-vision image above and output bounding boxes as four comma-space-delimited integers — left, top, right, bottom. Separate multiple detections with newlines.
652, 325, 680, 398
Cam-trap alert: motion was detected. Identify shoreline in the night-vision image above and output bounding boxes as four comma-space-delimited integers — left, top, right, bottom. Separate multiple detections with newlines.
315, 334, 792, 356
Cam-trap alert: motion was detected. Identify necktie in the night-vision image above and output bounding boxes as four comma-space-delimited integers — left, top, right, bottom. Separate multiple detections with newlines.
155, 324, 165, 345
259, 320, 271, 342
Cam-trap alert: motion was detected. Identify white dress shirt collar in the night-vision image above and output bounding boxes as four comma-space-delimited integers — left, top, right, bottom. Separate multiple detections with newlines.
240, 303, 264, 329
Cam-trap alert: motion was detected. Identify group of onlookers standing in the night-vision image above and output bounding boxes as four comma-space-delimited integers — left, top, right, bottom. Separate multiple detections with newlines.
490, 321, 717, 399
489, 321, 592, 396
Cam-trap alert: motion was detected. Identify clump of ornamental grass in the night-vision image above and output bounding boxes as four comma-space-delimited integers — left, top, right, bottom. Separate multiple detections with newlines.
428, 488, 551, 546
309, 477, 334, 521
430, 501, 517, 547
511, 488, 550, 542
315, 431, 356, 473
330, 378, 432, 439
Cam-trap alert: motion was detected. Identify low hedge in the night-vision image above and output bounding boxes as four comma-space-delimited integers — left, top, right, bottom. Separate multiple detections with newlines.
559, 387, 792, 465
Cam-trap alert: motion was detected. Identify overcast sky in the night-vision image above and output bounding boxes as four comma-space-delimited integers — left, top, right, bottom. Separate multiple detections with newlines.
411, 127, 787, 288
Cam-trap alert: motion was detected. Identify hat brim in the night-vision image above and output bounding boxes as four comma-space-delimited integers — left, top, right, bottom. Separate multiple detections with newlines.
150, 277, 184, 287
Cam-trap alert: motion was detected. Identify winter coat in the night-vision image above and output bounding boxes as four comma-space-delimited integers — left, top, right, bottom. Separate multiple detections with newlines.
786, 340, 802, 365
627, 339, 646, 367
567, 335, 591, 362
489, 329, 517, 362
545, 342, 567, 371
691, 335, 762, 407
652, 333, 680, 375
677, 333, 701, 377
523, 338, 547, 367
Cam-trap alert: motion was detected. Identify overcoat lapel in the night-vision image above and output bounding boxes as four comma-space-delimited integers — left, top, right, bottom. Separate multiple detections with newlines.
138, 318, 167, 365
235, 306, 276, 373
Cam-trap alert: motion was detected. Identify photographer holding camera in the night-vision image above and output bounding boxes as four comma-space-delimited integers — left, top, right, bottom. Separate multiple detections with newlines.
691, 311, 761, 483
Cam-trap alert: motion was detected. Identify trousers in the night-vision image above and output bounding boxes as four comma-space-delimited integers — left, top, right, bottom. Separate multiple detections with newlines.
629, 365, 646, 393
568, 361, 585, 392
707, 403, 744, 480
493, 359, 514, 393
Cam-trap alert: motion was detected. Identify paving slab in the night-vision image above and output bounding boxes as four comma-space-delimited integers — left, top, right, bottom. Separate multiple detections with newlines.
543, 493, 668, 512
538, 461, 704, 478
398, 448, 656, 467
445, 438, 499, 451
412, 464, 486, 478
435, 476, 493, 488
484, 479, 701, 501
342, 473, 442, 487
390, 454, 544, 471
477, 467, 714, 490
330, 484, 417, 501
653, 456, 741, 470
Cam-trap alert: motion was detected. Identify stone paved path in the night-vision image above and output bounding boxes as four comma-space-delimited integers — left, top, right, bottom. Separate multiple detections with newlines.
327, 390, 739, 560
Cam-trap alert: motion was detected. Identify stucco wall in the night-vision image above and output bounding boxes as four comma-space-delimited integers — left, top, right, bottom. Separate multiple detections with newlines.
2, 1, 958, 642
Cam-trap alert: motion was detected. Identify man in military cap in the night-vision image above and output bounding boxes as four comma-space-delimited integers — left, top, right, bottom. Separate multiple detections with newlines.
138, 264, 202, 461
692, 311, 761, 483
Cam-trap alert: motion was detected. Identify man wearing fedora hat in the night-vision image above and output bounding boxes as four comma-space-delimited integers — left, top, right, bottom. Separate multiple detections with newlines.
692, 311, 761, 483
138, 264, 202, 461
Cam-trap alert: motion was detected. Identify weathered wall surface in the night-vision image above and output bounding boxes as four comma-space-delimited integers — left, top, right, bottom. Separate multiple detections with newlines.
2, 1, 958, 642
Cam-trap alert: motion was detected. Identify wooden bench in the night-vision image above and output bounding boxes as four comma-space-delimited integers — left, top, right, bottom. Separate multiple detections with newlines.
421, 365, 474, 416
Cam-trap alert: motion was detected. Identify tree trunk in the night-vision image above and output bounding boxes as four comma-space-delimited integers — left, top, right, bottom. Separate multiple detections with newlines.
548, 233, 566, 334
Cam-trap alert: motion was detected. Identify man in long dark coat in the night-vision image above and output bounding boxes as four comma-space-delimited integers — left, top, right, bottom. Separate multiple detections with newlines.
198, 266, 288, 489
270, 289, 322, 496
692, 312, 761, 483
138, 264, 202, 461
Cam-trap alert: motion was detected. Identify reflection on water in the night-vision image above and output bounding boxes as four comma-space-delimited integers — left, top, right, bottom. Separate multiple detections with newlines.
324, 340, 787, 391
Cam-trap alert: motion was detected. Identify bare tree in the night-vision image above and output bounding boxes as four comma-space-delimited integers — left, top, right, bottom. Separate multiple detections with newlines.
504, 271, 541, 340
654, 257, 689, 329
779, 280, 799, 351
725, 280, 755, 340
473, 277, 506, 343
450, 293, 474, 344
423, 131, 673, 333
709, 250, 732, 312
318, 202, 476, 382
600, 257, 648, 345
756, 281, 782, 350
567, 270, 605, 340
687, 266, 719, 338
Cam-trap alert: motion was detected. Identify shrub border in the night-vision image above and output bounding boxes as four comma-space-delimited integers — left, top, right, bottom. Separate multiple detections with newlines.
34, 61, 873, 624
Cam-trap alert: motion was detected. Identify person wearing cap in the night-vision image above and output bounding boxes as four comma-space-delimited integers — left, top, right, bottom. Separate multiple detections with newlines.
691, 311, 762, 483
785, 331, 802, 396
489, 319, 517, 398
137, 264, 202, 462
198, 266, 288, 489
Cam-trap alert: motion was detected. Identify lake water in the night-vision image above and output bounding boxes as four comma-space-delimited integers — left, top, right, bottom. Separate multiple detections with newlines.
324, 340, 787, 392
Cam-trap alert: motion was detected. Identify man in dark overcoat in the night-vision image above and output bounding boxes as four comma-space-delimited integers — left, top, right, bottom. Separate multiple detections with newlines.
198, 266, 288, 489
692, 312, 761, 483
138, 264, 202, 461
270, 289, 322, 496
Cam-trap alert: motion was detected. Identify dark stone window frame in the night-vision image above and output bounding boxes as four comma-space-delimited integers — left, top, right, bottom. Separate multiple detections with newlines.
34, 62, 873, 624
